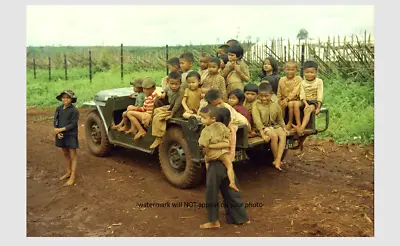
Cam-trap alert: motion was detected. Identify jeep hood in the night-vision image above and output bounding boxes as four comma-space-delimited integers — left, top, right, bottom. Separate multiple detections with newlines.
94, 87, 133, 102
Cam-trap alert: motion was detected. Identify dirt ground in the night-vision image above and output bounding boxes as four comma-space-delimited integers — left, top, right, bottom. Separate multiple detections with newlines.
26, 107, 374, 237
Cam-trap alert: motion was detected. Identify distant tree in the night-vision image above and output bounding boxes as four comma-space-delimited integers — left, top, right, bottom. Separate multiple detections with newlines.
297, 28, 309, 40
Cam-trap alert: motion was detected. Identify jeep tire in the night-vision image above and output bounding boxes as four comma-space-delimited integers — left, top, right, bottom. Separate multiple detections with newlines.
158, 127, 204, 188
85, 110, 112, 157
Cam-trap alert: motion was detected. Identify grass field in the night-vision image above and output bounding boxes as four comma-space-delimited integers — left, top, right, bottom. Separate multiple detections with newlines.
26, 69, 374, 145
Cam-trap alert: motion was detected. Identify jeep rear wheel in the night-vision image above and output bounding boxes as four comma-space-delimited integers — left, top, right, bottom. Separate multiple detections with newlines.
85, 110, 112, 157
158, 127, 204, 189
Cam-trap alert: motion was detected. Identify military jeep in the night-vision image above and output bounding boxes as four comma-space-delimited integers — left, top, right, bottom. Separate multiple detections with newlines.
82, 87, 329, 189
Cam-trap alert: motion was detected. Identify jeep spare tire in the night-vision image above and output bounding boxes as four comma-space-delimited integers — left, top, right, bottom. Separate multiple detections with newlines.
158, 127, 204, 189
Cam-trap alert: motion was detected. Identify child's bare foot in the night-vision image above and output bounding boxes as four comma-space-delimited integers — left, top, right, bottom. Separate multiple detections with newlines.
117, 127, 129, 132
248, 131, 258, 138
134, 130, 146, 140
125, 128, 137, 135
59, 173, 71, 181
273, 161, 283, 171
285, 124, 292, 131
292, 125, 304, 136
229, 183, 240, 192
150, 137, 163, 149
112, 124, 122, 129
200, 221, 221, 229
63, 177, 75, 186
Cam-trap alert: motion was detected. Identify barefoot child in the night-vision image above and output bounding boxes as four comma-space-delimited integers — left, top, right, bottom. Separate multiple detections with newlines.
252, 83, 289, 171
179, 52, 195, 89
203, 57, 227, 101
243, 83, 259, 137
277, 60, 303, 131
199, 53, 210, 84
293, 60, 324, 136
150, 72, 184, 148
182, 71, 202, 119
161, 57, 181, 90
54, 90, 79, 186
198, 105, 239, 192
205, 89, 250, 161
220, 44, 249, 94
126, 77, 158, 140
112, 78, 145, 133
183, 83, 211, 119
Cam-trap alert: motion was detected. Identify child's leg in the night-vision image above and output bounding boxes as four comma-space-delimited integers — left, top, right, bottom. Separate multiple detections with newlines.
183, 112, 194, 119
294, 104, 316, 135
228, 124, 238, 161
266, 130, 279, 163
293, 101, 302, 128
280, 104, 287, 119
127, 111, 147, 140
59, 148, 72, 181
220, 154, 239, 192
113, 111, 128, 130
150, 106, 171, 148
273, 128, 287, 171
285, 101, 295, 130
64, 148, 77, 186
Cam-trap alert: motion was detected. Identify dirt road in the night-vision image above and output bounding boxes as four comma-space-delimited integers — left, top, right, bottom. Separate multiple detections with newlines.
27, 108, 374, 237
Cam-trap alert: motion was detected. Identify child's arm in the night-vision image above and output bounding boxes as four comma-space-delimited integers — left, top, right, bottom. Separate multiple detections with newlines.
316, 79, 324, 114
287, 78, 301, 101
59, 108, 80, 133
53, 107, 60, 128
234, 61, 250, 82
299, 82, 309, 108
218, 76, 227, 101
181, 89, 192, 113
169, 91, 184, 119
220, 61, 234, 78
251, 103, 265, 135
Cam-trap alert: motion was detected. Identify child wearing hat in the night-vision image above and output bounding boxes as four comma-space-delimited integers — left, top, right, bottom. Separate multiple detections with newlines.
54, 90, 80, 186
112, 78, 145, 133
126, 77, 158, 140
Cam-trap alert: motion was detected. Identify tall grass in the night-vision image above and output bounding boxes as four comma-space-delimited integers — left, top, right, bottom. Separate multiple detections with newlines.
26, 69, 374, 144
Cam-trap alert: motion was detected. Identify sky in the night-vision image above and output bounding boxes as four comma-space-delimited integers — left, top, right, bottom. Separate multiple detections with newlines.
26, 5, 374, 47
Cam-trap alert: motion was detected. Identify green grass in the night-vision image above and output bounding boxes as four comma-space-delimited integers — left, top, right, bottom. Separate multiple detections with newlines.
26, 69, 374, 145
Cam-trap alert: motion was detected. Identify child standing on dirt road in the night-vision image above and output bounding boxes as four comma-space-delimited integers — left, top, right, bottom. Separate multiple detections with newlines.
252, 83, 289, 171
126, 77, 158, 140
198, 105, 239, 192
54, 90, 80, 186
292, 60, 324, 136
150, 72, 185, 149
112, 78, 145, 133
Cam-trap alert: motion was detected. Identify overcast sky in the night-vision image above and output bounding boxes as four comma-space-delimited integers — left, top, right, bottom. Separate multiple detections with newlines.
26, 5, 374, 46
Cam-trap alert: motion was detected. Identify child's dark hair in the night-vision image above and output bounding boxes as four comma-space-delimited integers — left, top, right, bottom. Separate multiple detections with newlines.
167, 57, 180, 67
228, 89, 245, 105
218, 44, 230, 54
258, 83, 273, 93
261, 76, 271, 83
216, 107, 231, 127
226, 39, 240, 46
205, 89, 222, 103
187, 71, 201, 81
228, 44, 244, 59
168, 71, 182, 81
209, 57, 221, 67
199, 104, 219, 118
219, 54, 229, 65
303, 60, 318, 70
262, 56, 279, 76
180, 52, 194, 63
244, 83, 259, 93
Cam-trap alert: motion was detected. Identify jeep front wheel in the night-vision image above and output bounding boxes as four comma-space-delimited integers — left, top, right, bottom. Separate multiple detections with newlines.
84, 110, 112, 157
158, 127, 204, 189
